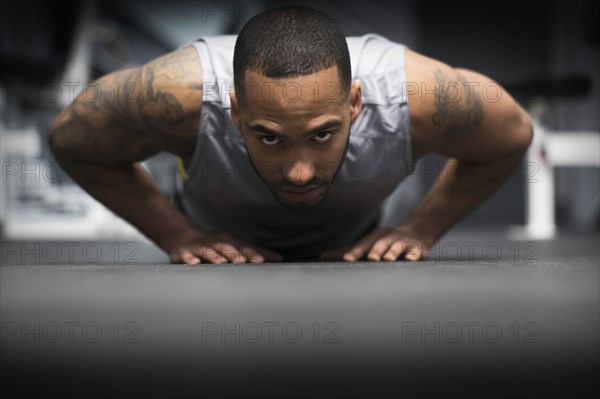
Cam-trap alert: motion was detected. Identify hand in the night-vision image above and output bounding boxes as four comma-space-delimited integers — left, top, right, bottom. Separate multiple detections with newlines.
168, 229, 283, 264
319, 225, 432, 262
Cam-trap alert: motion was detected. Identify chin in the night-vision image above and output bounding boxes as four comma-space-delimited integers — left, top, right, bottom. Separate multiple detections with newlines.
278, 197, 323, 211
283, 202, 320, 212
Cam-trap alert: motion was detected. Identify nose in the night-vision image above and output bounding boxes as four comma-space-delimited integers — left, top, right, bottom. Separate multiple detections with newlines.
284, 159, 316, 186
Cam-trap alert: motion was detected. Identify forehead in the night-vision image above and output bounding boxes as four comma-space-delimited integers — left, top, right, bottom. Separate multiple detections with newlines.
240, 66, 345, 117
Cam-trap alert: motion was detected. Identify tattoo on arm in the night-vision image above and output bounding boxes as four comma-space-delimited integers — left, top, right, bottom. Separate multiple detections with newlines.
138, 64, 185, 136
51, 46, 202, 164
137, 46, 203, 142
431, 69, 483, 138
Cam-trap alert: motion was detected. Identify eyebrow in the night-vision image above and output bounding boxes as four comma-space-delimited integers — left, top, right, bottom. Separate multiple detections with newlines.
248, 119, 343, 138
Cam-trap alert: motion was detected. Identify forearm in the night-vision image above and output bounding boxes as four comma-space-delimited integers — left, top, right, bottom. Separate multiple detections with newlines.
56, 159, 197, 253
401, 151, 526, 245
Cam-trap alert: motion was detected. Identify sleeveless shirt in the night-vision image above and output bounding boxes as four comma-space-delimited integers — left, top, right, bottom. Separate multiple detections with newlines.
178, 34, 415, 260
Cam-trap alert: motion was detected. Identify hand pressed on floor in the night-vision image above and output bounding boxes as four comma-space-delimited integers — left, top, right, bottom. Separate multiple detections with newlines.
169, 230, 283, 264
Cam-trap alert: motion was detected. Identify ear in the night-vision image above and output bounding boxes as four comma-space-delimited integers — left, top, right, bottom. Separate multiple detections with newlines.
349, 79, 362, 124
230, 91, 242, 133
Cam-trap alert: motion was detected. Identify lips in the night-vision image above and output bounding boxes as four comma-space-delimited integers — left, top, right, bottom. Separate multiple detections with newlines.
282, 186, 319, 194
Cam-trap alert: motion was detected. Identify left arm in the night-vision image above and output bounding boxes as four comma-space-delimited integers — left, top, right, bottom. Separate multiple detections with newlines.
329, 50, 533, 262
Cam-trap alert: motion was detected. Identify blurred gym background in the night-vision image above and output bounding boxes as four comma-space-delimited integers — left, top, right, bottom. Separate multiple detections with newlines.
1, 0, 598, 263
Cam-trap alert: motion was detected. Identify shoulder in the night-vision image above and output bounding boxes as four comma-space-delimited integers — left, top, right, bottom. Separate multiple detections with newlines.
136, 45, 203, 161
347, 34, 407, 78
404, 48, 532, 162
404, 49, 482, 161
48, 46, 204, 164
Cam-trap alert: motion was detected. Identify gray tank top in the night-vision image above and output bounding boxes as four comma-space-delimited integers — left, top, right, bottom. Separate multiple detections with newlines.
179, 34, 415, 260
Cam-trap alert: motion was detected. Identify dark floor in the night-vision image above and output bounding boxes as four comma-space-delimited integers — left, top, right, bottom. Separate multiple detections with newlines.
1, 230, 599, 398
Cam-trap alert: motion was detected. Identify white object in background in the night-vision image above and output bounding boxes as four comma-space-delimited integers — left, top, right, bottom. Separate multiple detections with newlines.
510, 120, 600, 240
523, 118, 557, 239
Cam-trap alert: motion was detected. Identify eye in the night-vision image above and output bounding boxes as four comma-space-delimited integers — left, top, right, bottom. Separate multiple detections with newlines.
313, 131, 332, 143
260, 135, 281, 146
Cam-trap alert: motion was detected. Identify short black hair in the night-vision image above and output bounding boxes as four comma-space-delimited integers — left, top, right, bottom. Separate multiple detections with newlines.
233, 6, 351, 104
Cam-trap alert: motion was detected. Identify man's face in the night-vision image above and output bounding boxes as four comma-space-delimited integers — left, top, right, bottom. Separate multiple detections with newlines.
231, 66, 362, 211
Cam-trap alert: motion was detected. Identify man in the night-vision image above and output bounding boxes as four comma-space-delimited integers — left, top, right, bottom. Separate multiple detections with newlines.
49, 6, 532, 264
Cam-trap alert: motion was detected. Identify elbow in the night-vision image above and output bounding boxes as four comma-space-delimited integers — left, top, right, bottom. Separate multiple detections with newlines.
521, 110, 534, 150
511, 107, 534, 157
47, 118, 63, 159
47, 112, 73, 162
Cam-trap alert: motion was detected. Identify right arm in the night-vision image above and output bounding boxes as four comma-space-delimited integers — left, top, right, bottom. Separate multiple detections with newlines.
49, 46, 280, 264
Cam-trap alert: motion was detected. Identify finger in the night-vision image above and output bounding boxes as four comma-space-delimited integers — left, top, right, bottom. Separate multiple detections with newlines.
237, 243, 267, 264
382, 240, 407, 262
405, 241, 428, 261
367, 235, 398, 261
216, 233, 282, 263
229, 240, 282, 263
196, 236, 245, 264
180, 251, 201, 265
212, 241, 247, 264
208, 234, 247, 263
193, 243, 229, 264
343, 229, 388, 262
252, 245, 283, 262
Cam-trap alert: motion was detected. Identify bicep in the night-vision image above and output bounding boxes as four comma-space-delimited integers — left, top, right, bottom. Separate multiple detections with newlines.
406, 49, 532, 163
49, 46, 203, 164
50, 67, 160, 164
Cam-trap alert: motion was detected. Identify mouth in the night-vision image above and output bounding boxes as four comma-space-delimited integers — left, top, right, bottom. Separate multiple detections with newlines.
282, 186, 320, 194
280, 186, 321, 200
